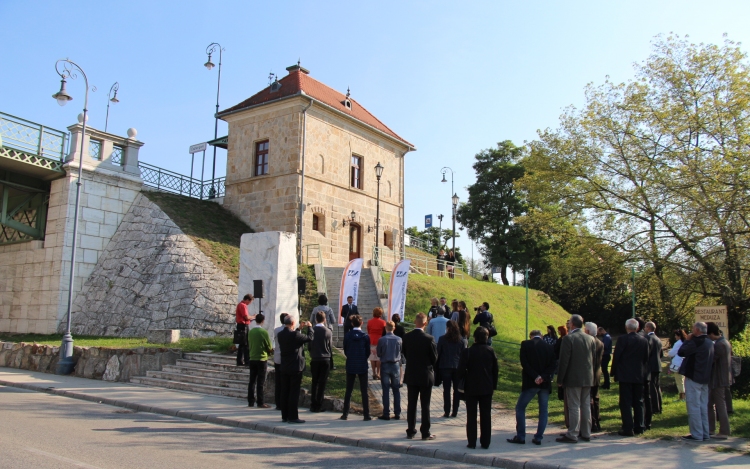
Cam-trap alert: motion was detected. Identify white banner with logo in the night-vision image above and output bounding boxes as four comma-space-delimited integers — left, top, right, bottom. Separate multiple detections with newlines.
338, 258, 363, 325
388, 259, 411, 322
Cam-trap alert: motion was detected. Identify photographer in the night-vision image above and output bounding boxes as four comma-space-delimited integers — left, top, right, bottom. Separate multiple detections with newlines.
473, 302, 494, 345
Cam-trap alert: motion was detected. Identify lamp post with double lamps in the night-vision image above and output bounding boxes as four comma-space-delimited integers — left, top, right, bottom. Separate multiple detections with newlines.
374, 162, 384, 264
104, 81, 119, 133
204, 42, 224, 198
51, 58, 93, 374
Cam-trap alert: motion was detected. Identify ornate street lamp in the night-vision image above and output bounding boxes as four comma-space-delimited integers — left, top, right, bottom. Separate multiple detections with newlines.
104, 82, 119, 133
374, 162, 384, 264
51, 58, 93, 375
452, 192, 459, 265
204, 42, 224, 198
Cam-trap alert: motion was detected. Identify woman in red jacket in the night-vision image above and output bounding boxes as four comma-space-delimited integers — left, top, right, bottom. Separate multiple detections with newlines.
367, 307, 387, 380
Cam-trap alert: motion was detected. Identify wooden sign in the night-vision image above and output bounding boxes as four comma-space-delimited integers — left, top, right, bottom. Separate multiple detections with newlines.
695, 306, 729, 332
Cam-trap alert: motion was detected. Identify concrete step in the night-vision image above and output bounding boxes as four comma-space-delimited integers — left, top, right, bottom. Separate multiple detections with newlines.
130, 376, 248, 399
174, 359, 251, 374
183, 353, 237, 365
162, 364, 250, 382
145, 370, 248, 390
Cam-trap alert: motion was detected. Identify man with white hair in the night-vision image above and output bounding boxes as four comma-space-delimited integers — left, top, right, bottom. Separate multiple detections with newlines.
584, 322, 604, 432
678, 322, 715, 441
611, 318, 650, 436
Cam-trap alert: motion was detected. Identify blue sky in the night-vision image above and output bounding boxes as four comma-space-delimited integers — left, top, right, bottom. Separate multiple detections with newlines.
2, 0, 748, 267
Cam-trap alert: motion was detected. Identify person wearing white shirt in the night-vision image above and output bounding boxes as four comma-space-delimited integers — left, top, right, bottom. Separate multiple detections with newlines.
669, 328, 688, 402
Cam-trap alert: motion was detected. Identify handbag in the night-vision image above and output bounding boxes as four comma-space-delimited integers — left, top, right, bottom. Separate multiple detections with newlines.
486, 314, 498, 338
233, 327, 247, 346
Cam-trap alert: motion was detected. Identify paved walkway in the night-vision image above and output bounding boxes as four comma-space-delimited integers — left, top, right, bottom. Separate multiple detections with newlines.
1, 368, 748, 469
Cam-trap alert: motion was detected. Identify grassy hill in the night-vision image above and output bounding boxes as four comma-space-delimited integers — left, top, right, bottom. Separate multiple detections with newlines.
403, 274, 570, 345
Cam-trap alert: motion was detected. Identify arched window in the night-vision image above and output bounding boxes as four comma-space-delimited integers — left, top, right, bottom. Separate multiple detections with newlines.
312, 213, 325, 235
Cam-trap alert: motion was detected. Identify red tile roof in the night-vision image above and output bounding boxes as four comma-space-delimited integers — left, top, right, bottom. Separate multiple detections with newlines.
218, 68, 414, 148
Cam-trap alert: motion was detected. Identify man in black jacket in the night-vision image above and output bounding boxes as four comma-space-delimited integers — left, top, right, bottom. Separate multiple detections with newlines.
644, 321, 663, 429
611, 318, 650, 436
340, 296, 358, 334
678, 321, 714, 441
402, 313, 438, 440
508, 330, 556, 445
308, 311, 332, 412
278, 316, 313, 424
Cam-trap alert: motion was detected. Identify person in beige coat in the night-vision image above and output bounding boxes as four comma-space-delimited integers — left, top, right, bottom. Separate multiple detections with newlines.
556, 315, 598, 443
707, 322, 732, 438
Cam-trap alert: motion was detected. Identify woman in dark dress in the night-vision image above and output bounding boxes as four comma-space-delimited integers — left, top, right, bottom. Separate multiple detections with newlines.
437, 321, 467, 417
459, 327, 498, 449
456, 301, 471, 346
437, 249, 447, 277
543, 325, 558, 347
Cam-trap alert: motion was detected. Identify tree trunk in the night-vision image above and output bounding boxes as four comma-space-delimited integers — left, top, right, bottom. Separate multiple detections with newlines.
500, 263, 509, 285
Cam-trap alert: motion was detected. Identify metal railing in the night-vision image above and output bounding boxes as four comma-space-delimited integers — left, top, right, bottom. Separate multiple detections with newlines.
0, 111, 68, 161
404, 247, 465, 279
303, 244, 327, 296
139, 161, 226, 199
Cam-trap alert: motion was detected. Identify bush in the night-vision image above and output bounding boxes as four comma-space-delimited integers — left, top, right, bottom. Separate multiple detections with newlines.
731, 327, 750, 398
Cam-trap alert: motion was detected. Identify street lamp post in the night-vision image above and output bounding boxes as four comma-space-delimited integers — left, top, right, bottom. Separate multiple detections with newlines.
441, 167, 457, 259
51, 58, 92, 375
104, 82, 119, 133
374, 162, 384, 265
451, 193, 459, 277
204, 42, 224, 199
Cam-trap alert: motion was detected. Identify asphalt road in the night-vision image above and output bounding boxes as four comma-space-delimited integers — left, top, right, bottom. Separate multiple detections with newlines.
0, 386, 484, 469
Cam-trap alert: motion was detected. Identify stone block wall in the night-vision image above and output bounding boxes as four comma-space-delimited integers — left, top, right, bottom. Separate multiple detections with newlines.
0, 165, 142, 334
68, 193, 238, 337
0, 341, 181, 382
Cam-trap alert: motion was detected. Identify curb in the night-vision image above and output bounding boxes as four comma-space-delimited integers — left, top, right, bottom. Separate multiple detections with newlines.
0, 379, 570, 469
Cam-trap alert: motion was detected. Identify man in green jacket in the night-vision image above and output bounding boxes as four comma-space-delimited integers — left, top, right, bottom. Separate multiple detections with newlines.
556, 314, 597, 443
248, 313, 273, 408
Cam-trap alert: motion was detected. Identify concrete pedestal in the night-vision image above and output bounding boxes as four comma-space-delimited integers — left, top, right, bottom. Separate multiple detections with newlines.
239, 232, 299, 334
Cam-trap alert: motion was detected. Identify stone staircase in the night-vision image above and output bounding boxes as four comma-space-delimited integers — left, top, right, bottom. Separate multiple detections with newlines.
130, 352, 258, 400
323, 267, 385, 348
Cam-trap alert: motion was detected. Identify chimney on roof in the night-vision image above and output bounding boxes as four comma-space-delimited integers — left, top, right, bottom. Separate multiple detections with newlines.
286, 61, 310, 75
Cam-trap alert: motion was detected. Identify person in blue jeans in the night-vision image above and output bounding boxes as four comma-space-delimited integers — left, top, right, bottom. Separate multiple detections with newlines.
376, 321, 403, 420
508, 330, 556, 445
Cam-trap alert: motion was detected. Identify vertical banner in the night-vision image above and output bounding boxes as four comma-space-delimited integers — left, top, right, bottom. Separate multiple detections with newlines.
338, 258, 364, 325
388, 259, 411, 321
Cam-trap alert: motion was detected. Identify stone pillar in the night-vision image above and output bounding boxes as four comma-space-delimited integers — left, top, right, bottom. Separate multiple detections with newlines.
122, 128, 143, 176
239, 232, 299, 334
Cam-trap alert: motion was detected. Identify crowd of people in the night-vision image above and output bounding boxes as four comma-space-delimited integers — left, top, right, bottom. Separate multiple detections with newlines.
235, 292, 736, 447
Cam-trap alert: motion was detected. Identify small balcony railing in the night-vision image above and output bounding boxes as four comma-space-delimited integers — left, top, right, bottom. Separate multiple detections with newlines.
0, 111, 67, 160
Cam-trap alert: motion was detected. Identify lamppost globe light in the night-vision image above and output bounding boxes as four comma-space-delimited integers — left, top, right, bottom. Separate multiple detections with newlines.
55, 96, 70, 107
52, 77, 73, 106
109, 93, 119, 104
452, 193, 459, 206
441, 172, 447, 183
350, 210, 356, 220
375, 161, 384, 179
204, 57, 215, 70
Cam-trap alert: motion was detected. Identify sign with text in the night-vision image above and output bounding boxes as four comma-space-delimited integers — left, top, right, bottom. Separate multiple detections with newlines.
338, 258, 363, 325
425, 214, 432, 228
189, 142, 207, 154
695, 305, 728, 333
388, 259, 411, 322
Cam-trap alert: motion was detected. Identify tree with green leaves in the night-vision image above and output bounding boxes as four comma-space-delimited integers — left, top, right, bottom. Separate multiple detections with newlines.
522, 34, 750, 336
456, 141, 527, 285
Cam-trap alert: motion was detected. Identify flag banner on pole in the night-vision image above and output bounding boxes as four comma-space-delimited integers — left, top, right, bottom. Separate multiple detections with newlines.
338, 258, 363, 325
388, 259, 411, 321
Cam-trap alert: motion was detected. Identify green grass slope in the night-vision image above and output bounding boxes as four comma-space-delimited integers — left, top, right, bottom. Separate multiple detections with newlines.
404, 274, 570, 345
142, 191, 254, 283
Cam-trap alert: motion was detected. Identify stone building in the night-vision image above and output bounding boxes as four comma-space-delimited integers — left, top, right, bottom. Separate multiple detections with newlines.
218, 64, 415, 267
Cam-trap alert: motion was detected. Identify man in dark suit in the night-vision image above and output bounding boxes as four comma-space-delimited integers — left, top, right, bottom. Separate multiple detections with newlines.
508, 330, 556, 445
402, 312, 438, 440
278, 316, 313, 424
340, 296, 358, 334
644, 321, 663, 429
611, 318, 651, 436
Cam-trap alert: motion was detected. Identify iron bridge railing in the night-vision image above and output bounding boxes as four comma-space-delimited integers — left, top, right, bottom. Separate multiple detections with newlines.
138, 161, 225, 199
0, 111, 68, 161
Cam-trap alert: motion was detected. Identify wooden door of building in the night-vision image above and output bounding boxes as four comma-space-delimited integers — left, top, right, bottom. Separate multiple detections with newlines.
349, 224, 361, 261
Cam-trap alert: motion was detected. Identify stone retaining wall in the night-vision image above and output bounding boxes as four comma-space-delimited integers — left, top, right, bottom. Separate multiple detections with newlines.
0, 341, 181, 382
